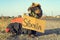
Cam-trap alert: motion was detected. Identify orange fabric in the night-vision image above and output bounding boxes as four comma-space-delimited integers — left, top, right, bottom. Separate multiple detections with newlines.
11, 17, 23, 24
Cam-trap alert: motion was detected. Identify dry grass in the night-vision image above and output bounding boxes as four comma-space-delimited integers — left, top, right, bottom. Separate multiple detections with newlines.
0, 18, 60, 40
0, 19, 11, 31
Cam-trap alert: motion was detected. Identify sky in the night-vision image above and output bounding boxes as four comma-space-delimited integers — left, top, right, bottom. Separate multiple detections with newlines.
0, 0, 60, 17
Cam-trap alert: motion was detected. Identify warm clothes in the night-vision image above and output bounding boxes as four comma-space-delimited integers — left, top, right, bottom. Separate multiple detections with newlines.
11, 17, 23, 23
5, 17, 23, 34
6, 22, 22, 35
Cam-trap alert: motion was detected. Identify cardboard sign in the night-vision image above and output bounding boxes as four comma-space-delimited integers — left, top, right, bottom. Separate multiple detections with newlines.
22, 15, 46, 33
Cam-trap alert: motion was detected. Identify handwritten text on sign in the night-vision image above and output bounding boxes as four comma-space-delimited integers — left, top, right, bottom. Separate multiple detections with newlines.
22, 15, 46, 33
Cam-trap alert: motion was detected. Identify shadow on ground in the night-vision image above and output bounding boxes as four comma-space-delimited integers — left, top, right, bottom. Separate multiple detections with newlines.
36, 28, 60, 36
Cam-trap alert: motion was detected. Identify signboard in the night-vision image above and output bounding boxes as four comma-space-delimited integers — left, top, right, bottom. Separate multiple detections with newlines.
22, 15, 46, 33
